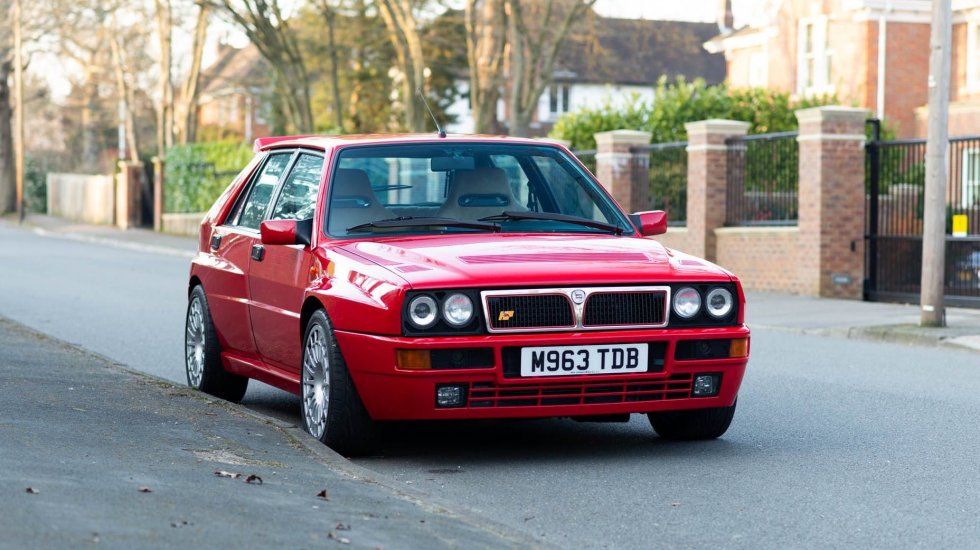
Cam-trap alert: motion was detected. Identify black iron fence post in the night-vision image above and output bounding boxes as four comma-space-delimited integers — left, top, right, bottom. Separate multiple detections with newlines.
866, 118, 881, 298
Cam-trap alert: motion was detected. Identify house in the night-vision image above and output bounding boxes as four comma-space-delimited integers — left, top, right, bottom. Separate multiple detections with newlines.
704, 0, 980, 139
445, 16, 727, 135
197, 44, 273, 142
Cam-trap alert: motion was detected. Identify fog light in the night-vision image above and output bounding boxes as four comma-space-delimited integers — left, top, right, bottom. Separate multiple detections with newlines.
692, 374, 720, 397
435, 384, 467, 408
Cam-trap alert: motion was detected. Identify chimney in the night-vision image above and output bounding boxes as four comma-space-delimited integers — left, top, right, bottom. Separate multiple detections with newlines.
718, 0, 734, 33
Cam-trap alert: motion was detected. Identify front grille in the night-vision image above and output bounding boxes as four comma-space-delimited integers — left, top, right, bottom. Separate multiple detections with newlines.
467, 373, 695, 408
583, 291, 666, 327
486, 294, 574, 330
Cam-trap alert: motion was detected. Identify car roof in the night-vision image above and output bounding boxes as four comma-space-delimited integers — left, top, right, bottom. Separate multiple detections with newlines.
253, 133, 571, 153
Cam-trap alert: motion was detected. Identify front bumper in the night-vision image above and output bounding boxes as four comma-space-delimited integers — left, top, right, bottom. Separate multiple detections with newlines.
334, 326, 750, 421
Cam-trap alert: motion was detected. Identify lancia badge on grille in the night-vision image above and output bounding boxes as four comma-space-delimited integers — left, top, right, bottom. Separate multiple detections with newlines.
498, 310, 515, 321
570, 289, 586, 304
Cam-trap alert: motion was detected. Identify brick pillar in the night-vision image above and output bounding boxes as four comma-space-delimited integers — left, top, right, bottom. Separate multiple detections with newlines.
684, 119, 749, 261
595, 130, 651, 214
795, 106, 868, 299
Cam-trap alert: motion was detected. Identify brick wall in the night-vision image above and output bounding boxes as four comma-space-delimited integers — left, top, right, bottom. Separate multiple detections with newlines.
714, 227, 804, 293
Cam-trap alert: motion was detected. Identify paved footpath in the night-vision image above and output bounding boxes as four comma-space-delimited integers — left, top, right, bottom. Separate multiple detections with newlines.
0, 317, 547, 549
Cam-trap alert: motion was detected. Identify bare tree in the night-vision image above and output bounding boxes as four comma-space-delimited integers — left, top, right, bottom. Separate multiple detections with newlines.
212, 0, 314, 133
376, 0, 427, 132
464, 0, 507, 134
317, 0, 344, 131
154, 0, 174, 154
175, 0, 210, 144
506, 0, 596, 136
108, 13, 141, 162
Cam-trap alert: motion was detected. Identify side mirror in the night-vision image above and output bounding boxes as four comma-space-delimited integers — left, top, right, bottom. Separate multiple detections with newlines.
630, 210, 667, 236
260, 219, 313, 246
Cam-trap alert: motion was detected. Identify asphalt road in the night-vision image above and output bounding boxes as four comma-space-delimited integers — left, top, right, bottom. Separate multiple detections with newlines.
4, 221, 980, 548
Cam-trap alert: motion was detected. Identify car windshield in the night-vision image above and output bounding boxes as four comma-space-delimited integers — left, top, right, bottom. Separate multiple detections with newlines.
324, 143, 632, 237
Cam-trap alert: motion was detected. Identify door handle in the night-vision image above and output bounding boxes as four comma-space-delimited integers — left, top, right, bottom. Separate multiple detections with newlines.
251, 244, 265, 261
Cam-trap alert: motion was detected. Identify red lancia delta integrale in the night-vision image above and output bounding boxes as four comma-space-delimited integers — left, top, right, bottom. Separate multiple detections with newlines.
184, 135, 750, 455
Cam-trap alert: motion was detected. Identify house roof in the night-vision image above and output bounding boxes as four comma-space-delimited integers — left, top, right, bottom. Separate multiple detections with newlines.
200, 44, 271, 97
555, 18, 726, 86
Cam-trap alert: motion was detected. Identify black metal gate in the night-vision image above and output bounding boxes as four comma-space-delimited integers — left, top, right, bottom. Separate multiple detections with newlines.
865, 119, 980, 307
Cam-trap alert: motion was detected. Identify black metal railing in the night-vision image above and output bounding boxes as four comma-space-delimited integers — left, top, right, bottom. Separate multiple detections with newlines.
725, 131, 799, 226
632, 142, 688, 226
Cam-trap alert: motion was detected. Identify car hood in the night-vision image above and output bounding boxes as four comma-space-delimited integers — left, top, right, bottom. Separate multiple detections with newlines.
337, 234, 733, 289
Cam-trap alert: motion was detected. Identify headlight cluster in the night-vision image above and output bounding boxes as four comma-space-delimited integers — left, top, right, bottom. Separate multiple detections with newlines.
671, 286, 734, 321
407, 292, 476, 330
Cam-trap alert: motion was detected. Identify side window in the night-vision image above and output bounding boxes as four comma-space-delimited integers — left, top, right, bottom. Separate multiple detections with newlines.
270, 154, 324, 220
236, 153, 293, 230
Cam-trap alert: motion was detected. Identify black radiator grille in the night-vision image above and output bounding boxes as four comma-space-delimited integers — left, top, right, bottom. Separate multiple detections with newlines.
583, 291, 667, 327
487, 294, 574, 330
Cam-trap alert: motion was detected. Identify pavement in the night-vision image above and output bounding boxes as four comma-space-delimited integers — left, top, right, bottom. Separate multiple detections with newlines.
9, 214, 980, 353
0, 316, 547, 549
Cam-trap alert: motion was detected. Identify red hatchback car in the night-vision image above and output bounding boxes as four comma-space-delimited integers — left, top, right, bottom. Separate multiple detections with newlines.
185, 134, 750, 455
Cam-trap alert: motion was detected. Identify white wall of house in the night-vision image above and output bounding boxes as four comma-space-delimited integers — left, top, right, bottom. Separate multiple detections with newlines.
445, 79, 655, 134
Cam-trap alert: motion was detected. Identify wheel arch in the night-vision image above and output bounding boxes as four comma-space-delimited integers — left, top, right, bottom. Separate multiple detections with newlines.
188, 275, 203, 296
300, 296, 327, 344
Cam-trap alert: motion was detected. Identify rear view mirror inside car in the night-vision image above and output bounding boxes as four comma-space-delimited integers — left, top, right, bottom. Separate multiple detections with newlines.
431, 156, 475, 171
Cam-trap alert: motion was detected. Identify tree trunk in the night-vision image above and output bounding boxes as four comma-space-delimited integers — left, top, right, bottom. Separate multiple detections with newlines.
155, 0, 174, 154
378, 0, 427, 132
0, 58, 15, 214
178, 1, 209, 144
465, 0, 507, 134
109, 28, 140, 162
81, 75, 101, 170
322, 4, 343, 131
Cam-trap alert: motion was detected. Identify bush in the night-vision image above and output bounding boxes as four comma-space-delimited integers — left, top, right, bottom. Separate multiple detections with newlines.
550, 76, 840, 150
24, 156, 48, 214
165, 142, 253, 213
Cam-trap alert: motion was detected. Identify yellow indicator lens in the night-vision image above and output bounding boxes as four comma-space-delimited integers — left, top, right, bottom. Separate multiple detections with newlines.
396, 350, 431, 370
729, 338, 749, 358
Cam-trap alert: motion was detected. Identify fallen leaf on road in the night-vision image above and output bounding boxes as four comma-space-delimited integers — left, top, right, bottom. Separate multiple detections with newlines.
317, 489, 330, 500
25, 487, 39, 495
138, 486, 153, 493
244, 474, 263, 485
214, 470, 241, 479
670, 501, 680, 507
335, 523, 350, 531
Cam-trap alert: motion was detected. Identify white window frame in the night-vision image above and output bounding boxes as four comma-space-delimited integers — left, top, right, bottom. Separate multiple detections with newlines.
967, 18, 980, 92
963, 148, 980, 208
797, 16, 834, 96
546, 83, 571, 121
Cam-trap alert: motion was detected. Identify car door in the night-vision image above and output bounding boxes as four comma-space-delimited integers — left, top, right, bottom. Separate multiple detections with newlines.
247, 151, 325, 371
207, 151, 295, 356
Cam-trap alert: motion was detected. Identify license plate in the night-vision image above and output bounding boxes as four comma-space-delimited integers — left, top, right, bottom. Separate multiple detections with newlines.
520, 344, 649, 377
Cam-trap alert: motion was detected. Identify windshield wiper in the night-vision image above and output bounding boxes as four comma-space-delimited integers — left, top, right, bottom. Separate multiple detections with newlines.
479, 211, 624, 235
347, 216, 501, 233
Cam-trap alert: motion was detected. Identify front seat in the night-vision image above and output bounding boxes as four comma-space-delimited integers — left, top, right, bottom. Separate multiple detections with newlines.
436, 167, 527, 221
327, 168, 393, 234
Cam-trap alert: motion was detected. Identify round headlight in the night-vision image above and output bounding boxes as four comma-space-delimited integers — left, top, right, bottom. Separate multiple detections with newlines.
705, 288, 734, 318
442, 293, 474, 327
407, 295, 438, 329
672, 287, 702, 319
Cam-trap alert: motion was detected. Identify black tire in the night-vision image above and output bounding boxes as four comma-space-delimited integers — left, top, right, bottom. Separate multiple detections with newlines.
300, 309, 381, 457
647, 399, 737, 441
184, 285, 249, 402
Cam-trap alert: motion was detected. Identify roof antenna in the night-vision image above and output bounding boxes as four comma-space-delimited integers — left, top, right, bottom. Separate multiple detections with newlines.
416, 87, 446, 138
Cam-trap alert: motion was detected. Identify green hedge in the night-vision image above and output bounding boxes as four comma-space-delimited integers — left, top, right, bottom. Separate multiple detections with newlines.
165, 142, 253, 213
550, 77, 840, 150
